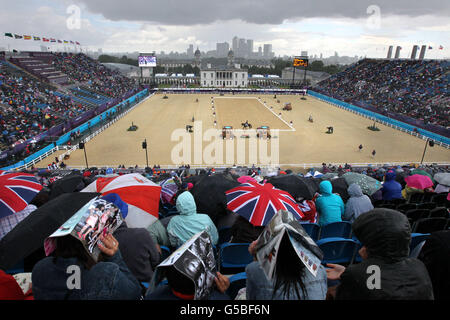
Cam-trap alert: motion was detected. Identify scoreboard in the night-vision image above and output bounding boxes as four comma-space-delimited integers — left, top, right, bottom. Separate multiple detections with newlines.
293, 57, 308, 67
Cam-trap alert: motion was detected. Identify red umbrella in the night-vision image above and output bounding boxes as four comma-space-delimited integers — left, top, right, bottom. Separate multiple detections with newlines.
82, 173, 161, 228
225, 181, 304, 226
404, 174, 434, 190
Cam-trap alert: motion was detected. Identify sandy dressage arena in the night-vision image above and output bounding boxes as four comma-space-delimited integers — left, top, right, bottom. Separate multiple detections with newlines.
36, 93, 450, 168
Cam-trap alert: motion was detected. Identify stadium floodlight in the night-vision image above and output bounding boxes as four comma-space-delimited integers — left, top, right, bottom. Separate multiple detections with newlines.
420, 138, 434, 164
79, 141, 89, 169
142, 138, 149, 168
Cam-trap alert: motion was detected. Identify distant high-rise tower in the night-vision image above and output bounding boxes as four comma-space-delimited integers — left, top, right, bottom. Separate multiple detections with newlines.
418, 45, 427, 60
247, 39, 254, 57
238, 38, 247, 57
411, 45, 419, 60
232, 36, 239, 53
194, 47, 201, 67
263, 44, 272, 58
227, 49, 234, 67
387, 46, 393, 59
394, 46, 402, 59
216, 42, 229, 57
187, 44, 194, 57
258, 46, 262, 57
301, 51, 308, 57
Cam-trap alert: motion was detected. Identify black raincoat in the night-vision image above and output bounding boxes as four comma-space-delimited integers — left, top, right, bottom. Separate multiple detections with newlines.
336, 208, 434, 300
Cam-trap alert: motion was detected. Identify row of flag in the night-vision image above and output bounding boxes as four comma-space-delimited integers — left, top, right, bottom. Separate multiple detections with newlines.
4, 33, 80, 45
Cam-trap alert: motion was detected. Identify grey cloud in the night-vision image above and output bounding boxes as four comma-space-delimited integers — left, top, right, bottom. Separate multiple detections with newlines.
71, 0, 450, 25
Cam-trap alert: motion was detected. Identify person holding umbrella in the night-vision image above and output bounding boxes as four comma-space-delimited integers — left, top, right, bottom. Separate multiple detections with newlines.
31, 232, 142, 300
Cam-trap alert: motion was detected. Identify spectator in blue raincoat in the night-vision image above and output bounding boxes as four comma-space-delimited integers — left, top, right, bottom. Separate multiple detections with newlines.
315, 180, 345, 226
167, 191, 218, 248
381, 170, 403, 201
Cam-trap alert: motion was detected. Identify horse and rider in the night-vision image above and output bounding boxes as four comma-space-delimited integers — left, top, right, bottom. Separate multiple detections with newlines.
242, 120, 252, 129
308, 115, 313, 123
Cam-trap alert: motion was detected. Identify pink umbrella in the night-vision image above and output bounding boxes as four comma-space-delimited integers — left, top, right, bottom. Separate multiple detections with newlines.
237, 176, 256, 184
405, 174, 434, 190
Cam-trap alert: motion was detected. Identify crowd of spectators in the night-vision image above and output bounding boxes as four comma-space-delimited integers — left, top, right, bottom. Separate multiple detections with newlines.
0, 162, 448, 301
315, 59, 450, 129
0, 63, 88, 151
52, 53, 137, 99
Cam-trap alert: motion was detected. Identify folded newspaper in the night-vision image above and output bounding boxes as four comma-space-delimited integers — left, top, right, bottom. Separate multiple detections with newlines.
255, 209, 323, 280
150, 230, 217, 300
44, 196, 123, 262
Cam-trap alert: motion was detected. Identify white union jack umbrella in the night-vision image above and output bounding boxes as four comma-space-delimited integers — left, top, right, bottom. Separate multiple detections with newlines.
82, 173, 161, 228
225, 181, 304, 226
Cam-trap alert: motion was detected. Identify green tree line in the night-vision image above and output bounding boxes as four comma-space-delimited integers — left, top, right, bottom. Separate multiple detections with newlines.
243, 59, 345, 77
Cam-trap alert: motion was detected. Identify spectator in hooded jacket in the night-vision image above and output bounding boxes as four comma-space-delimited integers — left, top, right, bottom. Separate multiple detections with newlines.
113, 221, 161, 284
32, 233, 142, 300
167, 191, 218, 248
326, 208, 434, 300
343, 183, 374, 224
315, 180, 345, 226
418, 230, 450, 300
381, 170, 403, 201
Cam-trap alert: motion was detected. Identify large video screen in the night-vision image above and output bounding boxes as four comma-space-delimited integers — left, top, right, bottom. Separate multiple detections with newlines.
138, 55, 157, 67
293, 57, 308, 67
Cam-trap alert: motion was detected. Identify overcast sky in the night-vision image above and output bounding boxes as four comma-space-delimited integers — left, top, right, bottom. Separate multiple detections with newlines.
0, 0, 448, 59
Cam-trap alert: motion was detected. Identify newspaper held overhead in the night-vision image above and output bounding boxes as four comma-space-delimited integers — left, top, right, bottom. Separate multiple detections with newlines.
45, 197, 123, 262
150, 230, 217, 300
255, 209, 323, 280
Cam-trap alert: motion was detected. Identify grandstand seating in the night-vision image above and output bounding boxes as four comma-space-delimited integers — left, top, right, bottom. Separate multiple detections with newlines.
315, 59, 450, 130
160, 246, 172, 262
9, 53, 68, 85
412, 217, 448, 233
218, 243, 253, 274
429, 207, 449, 218
318, 221, 352, 240
316, 237, 359, 265
300, 222, 320, 241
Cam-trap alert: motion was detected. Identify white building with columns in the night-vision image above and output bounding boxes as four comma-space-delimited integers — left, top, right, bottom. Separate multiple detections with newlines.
200, 67, 248, 88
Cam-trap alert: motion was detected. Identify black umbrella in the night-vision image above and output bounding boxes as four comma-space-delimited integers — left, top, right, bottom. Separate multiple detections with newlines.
49, 172, 85, 199
395, 171, 409, 189
190, 173, 240, 224
0, 192, 100, 270
183, 174, 207, 187
330, 177, 350, 202
266, 174, 317, 201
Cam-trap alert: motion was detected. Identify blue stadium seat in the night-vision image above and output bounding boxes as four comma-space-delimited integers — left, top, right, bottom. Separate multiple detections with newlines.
317, 237, 358, 265
412, 217, 448, 233
300, 222, 320, 241
410, 233, 430, 250
226, 272, 247, 300
160, 245, 172, 262
318, 221, 352, 239
219, 243, 253, 274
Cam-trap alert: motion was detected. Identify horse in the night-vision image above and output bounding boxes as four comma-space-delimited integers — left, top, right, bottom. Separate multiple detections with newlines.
241, 122, 252, 129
